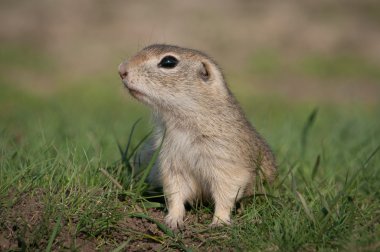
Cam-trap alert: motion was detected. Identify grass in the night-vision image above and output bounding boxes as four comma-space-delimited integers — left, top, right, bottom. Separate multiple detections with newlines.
0, 79, 379, 251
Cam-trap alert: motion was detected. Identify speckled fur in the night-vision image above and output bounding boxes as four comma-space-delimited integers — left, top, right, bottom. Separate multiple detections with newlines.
119, 44, 277, 229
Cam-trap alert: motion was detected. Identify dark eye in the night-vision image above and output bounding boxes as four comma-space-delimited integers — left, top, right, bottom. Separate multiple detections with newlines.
158, 56, 178, 69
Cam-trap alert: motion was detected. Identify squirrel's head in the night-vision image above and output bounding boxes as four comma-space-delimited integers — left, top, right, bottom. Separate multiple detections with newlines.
118, 44, 230, 113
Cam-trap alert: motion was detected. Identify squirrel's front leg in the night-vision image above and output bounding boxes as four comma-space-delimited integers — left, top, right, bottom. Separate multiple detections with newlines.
162, 166, 194, 230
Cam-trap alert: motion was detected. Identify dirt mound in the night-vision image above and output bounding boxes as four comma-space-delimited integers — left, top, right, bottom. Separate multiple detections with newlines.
0, 189, 226, 251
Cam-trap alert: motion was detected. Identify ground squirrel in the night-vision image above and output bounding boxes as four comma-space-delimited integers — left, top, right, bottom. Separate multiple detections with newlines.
118, 44, 277, 229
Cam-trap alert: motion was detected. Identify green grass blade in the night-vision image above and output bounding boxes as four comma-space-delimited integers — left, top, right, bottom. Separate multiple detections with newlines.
363, 144, 380, 167
135, 130, 165, 195
291, 172, 297, 195
301, 108, 318, 157
276, 162, 299, 189
311, 154, 321, 180
122, 118, 142, 164
45, 215, 62, 252
127, 129, 153, 161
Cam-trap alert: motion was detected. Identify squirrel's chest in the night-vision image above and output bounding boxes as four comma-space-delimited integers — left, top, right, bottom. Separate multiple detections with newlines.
161, 129, 203, 168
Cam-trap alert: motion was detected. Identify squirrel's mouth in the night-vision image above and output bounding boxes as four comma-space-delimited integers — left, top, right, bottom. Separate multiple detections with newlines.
122, 81, 145, 98
127, 86, 145, 99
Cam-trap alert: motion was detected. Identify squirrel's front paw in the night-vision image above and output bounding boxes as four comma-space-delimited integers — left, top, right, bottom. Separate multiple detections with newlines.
165, 213, 184, 230
209, 216, 231, 228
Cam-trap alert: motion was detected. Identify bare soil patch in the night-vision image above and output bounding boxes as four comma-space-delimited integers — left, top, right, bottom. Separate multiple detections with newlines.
0, 190, 227, 251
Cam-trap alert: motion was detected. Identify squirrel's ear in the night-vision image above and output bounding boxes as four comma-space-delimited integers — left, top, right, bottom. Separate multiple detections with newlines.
199, 61, 210, 82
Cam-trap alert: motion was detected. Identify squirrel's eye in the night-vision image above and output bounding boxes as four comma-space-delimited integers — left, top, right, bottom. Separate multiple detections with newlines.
158, 56, 178, 69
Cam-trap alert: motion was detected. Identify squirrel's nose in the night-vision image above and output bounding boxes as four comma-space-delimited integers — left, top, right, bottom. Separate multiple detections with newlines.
118, 62, 128, 80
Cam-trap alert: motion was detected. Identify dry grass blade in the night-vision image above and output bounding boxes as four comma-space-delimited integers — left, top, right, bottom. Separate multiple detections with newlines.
129, 213, 174, 238
296, 191, 316, 224
100, 168, 123, 190
111, 238, 132, 252
129, 213, 192, 251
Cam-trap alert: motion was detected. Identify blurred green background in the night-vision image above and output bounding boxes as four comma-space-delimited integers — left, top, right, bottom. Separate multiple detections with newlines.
1, 0, 379, 100
1, 0, 380, 165
1, 0, 380, 162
